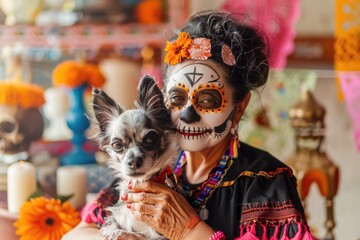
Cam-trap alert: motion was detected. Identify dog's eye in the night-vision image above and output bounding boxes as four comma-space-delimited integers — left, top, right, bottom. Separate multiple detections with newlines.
111, 140, 124, 153
142, 131, 160, 150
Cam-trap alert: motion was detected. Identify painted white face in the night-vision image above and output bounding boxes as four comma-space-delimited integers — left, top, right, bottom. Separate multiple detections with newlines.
165, 62, 236, 152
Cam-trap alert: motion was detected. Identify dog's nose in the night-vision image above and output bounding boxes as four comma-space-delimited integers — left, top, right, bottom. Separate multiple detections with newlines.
127, 157, 143, 169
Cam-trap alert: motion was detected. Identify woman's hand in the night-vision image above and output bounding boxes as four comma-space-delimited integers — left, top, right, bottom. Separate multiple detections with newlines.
123, 180, 201, 240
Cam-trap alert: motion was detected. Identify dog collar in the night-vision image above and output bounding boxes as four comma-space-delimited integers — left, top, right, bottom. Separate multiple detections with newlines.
153, 166, 178, 191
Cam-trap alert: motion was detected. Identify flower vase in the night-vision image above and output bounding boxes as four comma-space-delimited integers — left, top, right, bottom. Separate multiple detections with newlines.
61, 83, 96, 166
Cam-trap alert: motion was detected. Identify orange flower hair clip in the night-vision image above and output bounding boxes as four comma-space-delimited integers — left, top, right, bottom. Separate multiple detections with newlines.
164, 31, 236, 66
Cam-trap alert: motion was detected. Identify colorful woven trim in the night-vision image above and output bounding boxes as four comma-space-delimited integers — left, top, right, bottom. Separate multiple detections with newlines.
191, 155, 228, 211
239, 167, 294, 178
173, 152, 233, 215
174, 151, 232, 212
240, 201, 302, 223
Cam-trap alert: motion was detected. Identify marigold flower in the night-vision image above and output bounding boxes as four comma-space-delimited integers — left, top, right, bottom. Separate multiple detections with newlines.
135, 0, 164, 24
52, 61, 86, 88
83, 63, 106, 88
0, 81, 45, 109
14, 197, 81, 240
164, 32, 192, 65
189, 38, 212, 61
52, 61, 105, 88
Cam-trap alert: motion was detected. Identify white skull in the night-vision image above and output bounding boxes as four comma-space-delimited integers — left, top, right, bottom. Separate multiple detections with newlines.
0, 104, 43, 155
0, 105, 23, 153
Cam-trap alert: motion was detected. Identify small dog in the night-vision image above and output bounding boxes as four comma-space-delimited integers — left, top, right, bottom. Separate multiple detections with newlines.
91, 76, 178, 240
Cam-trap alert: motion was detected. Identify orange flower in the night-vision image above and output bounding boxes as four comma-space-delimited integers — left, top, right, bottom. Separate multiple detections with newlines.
164, 32, 192, 65
135, 0, 164, 24
52, 61, 105, 88
83, 63, 106, 88
52, 61, 87, 88
0, 81, 45, 109
14, 197, 81, 240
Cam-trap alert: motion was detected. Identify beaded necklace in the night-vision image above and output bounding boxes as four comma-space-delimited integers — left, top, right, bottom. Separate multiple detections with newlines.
173, 151, 231, 220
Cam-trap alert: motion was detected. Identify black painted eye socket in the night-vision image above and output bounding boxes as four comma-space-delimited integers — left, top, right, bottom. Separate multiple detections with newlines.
111, 139, 124, 153
142, 130, 160, 150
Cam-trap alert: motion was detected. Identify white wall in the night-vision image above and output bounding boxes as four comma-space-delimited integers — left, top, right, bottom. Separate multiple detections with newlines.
188, 0, 223, 15
296, 0, 335, 36
307, 73, 360, 240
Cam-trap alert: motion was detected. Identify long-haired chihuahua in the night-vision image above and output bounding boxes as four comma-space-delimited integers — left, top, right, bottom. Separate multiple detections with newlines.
91, 76, 178, 240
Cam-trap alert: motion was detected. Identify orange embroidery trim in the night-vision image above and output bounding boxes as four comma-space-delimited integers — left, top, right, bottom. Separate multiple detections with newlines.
220, 167, 294, 187
240, 167, 293, 178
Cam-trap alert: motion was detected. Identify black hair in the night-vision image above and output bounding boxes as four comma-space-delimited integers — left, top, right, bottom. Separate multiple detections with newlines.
165, 11, 270, 104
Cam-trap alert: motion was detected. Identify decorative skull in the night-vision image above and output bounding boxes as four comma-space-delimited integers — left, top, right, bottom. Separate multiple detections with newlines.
0, 105, 44, 155
0, 82, 45, 157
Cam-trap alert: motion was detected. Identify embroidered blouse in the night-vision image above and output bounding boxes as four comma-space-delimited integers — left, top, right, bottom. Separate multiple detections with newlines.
81, 142, 315, 239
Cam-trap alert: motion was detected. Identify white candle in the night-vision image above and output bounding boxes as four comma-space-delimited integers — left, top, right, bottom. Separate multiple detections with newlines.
7, 161, 37, 213
100, 58, 140, 109
56, 166, 87, 209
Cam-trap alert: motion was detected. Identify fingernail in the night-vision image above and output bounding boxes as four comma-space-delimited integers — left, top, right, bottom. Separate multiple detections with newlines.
126, 203, 131, 209
128, 181, 132, 190
121, 194, 128, 201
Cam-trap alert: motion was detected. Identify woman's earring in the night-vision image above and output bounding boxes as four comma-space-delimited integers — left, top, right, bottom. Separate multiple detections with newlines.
229, 125, 240, 158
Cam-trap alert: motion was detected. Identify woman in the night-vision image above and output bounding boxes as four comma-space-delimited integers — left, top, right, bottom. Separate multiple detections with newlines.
63, 11, 314, 240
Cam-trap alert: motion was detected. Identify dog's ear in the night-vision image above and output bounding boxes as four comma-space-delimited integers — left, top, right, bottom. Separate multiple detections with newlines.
136, 75, 164, 111
91, 88, 124, 144
136, 75, 171, 125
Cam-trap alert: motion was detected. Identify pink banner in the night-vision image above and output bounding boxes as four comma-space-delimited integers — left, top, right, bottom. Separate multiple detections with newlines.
339, 72, 360, 151
221, 0, 300, 69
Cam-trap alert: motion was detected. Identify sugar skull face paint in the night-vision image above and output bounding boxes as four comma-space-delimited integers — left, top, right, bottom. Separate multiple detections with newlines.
165, 62, 236, 152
